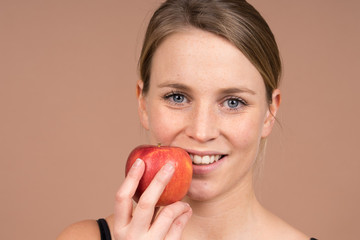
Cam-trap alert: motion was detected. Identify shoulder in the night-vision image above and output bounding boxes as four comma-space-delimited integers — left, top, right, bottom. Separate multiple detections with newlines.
269, 216, 310, 240
260, 209, 309, 240
276, 224, 310, 240
56, 219, 100, 240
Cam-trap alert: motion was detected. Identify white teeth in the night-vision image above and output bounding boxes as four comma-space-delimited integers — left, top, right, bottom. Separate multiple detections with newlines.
202, 155, 210, 164
189, 154, 222, 165
193, 155, 202, 164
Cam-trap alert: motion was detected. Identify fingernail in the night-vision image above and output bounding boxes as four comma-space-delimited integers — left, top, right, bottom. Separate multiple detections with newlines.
133, 158, 143, 168
163, 162, 174, 173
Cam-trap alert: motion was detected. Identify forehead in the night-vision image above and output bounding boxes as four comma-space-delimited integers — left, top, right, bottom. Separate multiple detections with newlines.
150, 28, 264, 93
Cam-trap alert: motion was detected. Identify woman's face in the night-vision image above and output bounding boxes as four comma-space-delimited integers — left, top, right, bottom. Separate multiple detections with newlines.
137, 28, 280, 202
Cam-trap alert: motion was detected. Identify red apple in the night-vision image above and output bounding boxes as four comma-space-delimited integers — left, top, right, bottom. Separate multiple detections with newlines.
125, 145, 193, 206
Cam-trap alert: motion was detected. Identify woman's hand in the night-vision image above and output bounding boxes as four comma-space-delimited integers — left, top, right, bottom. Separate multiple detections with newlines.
113, 158, 192, 240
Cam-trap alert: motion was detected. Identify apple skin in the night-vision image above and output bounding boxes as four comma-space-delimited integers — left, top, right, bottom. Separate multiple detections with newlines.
125, 145, 193, 206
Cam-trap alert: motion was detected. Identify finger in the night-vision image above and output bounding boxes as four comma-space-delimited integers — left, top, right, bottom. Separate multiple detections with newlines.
149, 202, 191, 239
114, 158, 145, 230
165, 208, 192, 240
151, 207, 160, 224
129, 162, 175, 233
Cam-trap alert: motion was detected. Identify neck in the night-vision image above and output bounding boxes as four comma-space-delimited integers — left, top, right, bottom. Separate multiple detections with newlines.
182, 172, 264, 239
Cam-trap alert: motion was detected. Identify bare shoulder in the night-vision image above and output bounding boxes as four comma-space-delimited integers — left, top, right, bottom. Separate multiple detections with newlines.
268, 215, 310, 240
261, 209, 310, 240
277, 222, 310, 240
56, 219, 100, 240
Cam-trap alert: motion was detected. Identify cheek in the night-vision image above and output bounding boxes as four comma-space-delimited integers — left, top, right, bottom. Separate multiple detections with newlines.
225, 115, 264, 151
147, 106, 184, 145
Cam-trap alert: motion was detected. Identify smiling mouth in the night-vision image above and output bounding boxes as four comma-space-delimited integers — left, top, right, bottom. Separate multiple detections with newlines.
189, 154, 226, 165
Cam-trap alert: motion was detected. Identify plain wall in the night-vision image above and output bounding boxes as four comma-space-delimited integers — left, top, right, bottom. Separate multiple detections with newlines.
1, 0, 359, 239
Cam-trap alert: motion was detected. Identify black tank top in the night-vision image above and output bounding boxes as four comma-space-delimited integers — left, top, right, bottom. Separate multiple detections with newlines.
97, 218, 111, 240
96, 218, 318, 240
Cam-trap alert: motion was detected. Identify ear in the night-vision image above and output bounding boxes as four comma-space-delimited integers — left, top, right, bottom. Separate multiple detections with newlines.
261, 89, 281, 138
136, 80, 150, 130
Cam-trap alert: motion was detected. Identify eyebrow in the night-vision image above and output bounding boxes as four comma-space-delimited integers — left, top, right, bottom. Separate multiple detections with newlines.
219, 87, 256, 95
157, 82, 192, 92
157, 82, 256, 95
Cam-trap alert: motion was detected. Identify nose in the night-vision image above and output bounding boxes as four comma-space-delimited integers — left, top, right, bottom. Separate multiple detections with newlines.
185, 103, 220, 143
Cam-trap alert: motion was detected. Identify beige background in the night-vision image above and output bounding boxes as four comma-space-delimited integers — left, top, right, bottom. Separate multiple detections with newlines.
1, 0, 359, 239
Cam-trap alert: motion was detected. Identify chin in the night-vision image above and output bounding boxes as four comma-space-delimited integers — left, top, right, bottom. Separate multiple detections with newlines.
185, 180, 218, 202
186, 193, 211, 202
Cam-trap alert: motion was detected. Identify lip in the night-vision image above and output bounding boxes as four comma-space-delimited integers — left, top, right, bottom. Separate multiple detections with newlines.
185, 149, 225, 156
192, 156, 226, 175
185, 149, 227, 175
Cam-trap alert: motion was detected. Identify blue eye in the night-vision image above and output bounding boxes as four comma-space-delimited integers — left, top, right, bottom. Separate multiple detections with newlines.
171, 94, 185, 103
227, 99, 240, 108
163, 91, 188, 105
222, 97, 247, 111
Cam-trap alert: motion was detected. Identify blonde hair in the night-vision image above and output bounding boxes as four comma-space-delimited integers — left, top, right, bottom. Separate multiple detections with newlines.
139, 0, 281, 104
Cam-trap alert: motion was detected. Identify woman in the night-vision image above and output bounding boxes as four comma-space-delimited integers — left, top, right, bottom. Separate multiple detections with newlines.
58, 0, 316, 239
